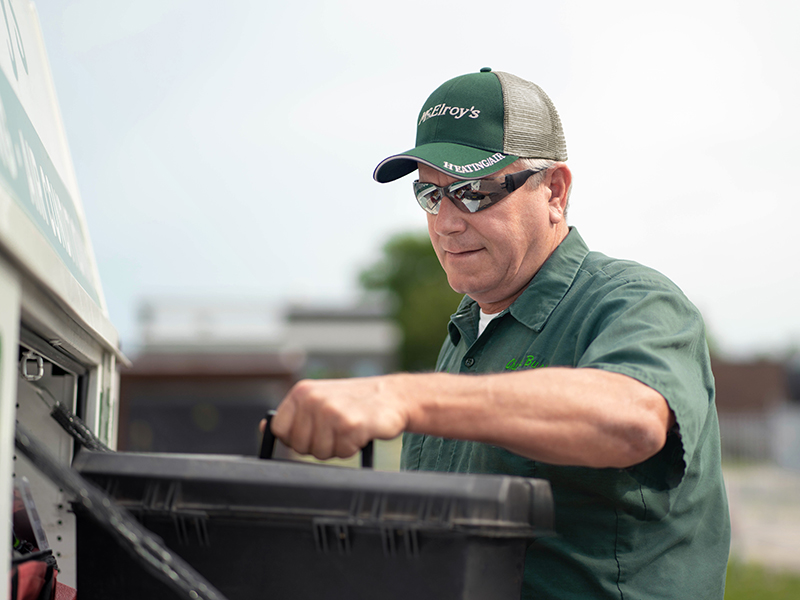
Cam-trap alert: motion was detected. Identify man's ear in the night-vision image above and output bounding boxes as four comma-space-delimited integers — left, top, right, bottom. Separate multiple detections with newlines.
547, 164, 572, 224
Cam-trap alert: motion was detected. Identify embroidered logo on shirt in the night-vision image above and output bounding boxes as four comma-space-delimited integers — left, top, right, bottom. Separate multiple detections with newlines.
505, 355, 547, 371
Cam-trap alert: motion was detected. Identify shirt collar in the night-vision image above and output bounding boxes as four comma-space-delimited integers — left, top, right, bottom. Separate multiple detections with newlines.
448, 295, 480, 347
508, 227, 588, 332
448, 227, 589, 344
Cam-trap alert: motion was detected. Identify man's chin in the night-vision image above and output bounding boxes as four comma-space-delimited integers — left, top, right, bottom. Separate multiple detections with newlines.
445, 278, 492, 299
447, 278, 529, 312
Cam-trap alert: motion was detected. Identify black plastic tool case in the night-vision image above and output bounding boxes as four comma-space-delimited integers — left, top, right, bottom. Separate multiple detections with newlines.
72, 451, 553, 600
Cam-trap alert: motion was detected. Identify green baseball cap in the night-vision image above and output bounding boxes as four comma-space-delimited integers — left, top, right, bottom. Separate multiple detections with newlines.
373, 68, 568, 183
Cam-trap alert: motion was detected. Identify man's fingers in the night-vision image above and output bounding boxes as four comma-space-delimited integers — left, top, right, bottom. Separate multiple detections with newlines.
287, 405, 315, 455
333, 437, 363, 460
309, 427, 336, 460
270, 400, 294, 438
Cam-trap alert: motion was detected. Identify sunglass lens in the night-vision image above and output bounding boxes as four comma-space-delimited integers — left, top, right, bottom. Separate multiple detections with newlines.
414, 182, 442, 214
450, 180, 487, 213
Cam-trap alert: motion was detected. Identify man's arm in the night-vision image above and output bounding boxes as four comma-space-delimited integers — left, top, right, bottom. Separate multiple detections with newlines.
267, 368, 675, 469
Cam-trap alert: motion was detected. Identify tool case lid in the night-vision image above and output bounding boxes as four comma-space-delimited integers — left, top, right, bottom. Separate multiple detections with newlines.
72, 451, 554, 538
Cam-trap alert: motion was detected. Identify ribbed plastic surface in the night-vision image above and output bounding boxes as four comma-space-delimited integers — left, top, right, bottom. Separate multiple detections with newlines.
73, 451, 554, 600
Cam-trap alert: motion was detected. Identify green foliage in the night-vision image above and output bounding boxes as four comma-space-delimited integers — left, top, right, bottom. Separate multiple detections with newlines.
360, 231, 463, 372
725, 560, 800, 599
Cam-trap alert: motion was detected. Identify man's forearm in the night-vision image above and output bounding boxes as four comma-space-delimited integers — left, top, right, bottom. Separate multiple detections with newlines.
397, 368, 673, 468
270, 368, 674, 468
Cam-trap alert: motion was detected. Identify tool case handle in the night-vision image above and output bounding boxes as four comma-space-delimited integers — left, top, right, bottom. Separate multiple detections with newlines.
259, 410, 373, 469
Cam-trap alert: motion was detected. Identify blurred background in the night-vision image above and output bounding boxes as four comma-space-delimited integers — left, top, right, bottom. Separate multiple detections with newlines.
35, 0, 800, 596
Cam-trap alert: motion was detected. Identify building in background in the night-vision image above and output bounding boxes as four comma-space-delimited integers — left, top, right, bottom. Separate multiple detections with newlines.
118, 298, 400, 455
713, 356, 800, 471
285, 302, 399, 379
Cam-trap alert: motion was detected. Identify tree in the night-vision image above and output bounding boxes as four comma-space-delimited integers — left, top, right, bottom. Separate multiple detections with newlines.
360, 231, 463, 372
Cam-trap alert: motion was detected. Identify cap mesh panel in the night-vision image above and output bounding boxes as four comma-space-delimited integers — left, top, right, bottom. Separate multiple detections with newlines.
495, 71, 568, 161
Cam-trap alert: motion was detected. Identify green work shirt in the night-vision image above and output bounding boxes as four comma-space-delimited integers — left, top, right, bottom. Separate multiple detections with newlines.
401, 228, 730, 600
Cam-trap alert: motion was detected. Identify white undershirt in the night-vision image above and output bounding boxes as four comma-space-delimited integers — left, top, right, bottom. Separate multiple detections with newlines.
478, 309, 502, 337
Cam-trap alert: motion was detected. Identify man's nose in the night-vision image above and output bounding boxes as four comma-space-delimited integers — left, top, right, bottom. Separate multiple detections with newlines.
432, 194, 469, 236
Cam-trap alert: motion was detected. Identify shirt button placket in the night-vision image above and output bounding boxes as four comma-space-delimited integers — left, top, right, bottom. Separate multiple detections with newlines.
464, 357, 475, 368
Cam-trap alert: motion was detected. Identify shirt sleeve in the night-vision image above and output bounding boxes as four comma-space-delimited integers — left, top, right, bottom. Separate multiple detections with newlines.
574, 272, 715, 490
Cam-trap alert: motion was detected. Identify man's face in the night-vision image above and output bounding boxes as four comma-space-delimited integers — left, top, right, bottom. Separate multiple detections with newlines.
420, 163, 568, 313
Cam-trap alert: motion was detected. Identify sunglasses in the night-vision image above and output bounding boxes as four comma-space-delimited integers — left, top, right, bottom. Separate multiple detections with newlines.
412, 167, 546, 215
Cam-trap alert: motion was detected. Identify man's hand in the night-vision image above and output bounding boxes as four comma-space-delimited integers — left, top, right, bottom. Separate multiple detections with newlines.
260, 376, 410, 460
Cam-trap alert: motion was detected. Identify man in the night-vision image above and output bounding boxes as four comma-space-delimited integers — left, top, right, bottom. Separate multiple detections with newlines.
267, 68, 730, 599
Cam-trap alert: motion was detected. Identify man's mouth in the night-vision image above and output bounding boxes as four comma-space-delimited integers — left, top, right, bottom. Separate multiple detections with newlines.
445, 248, 483, 259
446, 248, 482, 256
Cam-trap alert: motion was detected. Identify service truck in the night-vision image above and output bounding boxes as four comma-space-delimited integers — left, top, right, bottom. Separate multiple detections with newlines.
0, 0, 124, 592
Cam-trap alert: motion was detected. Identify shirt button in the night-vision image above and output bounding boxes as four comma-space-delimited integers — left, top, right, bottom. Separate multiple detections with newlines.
464, 357, 475, 367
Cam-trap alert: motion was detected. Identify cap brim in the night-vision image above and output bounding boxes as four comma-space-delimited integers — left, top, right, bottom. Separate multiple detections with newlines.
373, 142, 518, 183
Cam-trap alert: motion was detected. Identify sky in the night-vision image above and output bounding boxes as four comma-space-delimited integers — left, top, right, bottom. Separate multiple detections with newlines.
33, 0, 800, 358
